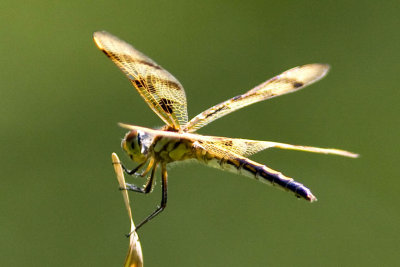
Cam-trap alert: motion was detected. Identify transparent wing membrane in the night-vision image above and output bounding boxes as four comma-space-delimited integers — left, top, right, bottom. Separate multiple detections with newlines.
185, 64, 330, 132
94, 31, 188, 130
194, 136, 358, 159
119, 123, 358, 159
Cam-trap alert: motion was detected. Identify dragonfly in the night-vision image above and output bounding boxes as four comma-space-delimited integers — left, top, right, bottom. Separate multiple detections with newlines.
93, 31, 358, 231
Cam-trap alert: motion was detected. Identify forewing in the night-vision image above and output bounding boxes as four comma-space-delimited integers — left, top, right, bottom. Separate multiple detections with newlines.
195, 136, 359, 158
94, 31, 188, 130
118, 123, 358, 159
185, 64, 329, 132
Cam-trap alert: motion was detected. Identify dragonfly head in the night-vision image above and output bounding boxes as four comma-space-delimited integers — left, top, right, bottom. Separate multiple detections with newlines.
122, 130, 152, 163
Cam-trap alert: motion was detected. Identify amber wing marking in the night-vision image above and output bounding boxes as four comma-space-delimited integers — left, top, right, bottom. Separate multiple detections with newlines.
93, 31, 188, 130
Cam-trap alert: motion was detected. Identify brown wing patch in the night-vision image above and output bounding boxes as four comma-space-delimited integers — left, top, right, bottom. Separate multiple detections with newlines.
93, 31, 188, 130
159, 98, 174, 114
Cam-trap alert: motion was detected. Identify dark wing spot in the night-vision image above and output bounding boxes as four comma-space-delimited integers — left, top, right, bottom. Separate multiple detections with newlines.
204, 105, 225, 119
165, 80, 182, 90
224, 140, 233, 146
151, 76, 182, 91
101, 49, 112, 58
293, 81, 303, 88
132, 79, 144, 88
118, 56, 162, 70
274, 77, 304, 88
159, 98, 174, 114
132, 78, 158, 94
232, 95, 243, 101
136, 60, 162, 70
146, 83, 157, 94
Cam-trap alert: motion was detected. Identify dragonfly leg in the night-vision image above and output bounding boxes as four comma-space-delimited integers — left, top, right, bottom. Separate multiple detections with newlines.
124, 161, 158, 194
121, 161, 146, 176
122, 158, 155, 177
134, 163, 168, 232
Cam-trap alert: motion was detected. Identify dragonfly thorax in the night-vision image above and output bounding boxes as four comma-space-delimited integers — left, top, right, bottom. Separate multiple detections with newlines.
122, 128, 197, 164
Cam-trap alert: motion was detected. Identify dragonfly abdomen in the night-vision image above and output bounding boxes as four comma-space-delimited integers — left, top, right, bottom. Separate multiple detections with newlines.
203, 155, 317, 202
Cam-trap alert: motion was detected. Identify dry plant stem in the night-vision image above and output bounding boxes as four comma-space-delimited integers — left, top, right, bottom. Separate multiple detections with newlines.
112, 153, 144, 267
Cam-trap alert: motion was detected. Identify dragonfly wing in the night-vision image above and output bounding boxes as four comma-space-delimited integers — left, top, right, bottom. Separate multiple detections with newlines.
196, 136, 359, 158
252, 141, 359, 158
185, 64, 329, 132
118, 123, 358, 159
94, 31, 188, 130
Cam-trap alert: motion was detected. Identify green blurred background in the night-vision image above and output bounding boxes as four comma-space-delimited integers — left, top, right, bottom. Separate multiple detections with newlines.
2, 0, 399, 266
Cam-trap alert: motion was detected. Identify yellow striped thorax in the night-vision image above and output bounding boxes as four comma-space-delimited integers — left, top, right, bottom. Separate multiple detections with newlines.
122, 129, 195, 164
